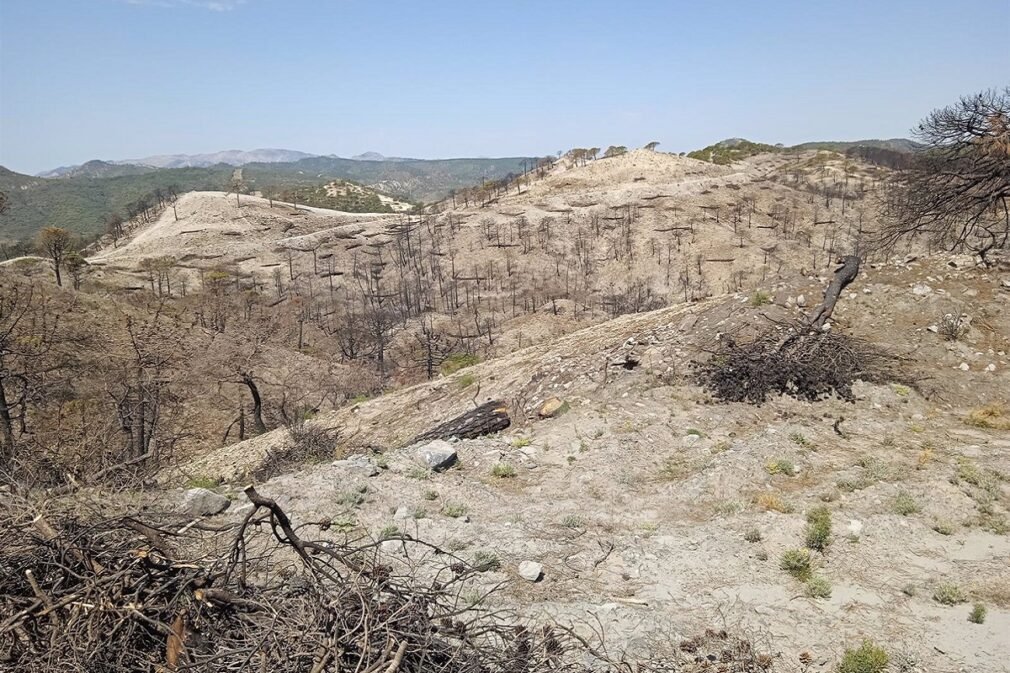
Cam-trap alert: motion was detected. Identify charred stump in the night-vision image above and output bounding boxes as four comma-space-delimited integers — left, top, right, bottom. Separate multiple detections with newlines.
408, 400, 510, 446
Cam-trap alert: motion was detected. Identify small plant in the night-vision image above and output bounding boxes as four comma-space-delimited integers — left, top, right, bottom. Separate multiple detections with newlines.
379, 524, 399, 540
659, 456, 692, 481
562, 514, 585, 529
755, 492, 794, 513
473, 550, 502, 572
765, 458, 797, 476
789, 432, 813, 448
932, 520, 955, 535
457, 373, 475, 389
806, 576, 832, 599
938, 310, 969, 342
374, 455, 389, 470
805, 505, 832, 551
511, 436, 532, 448
186, 475, 220, 489
892, 492, 920, 516
891, 383, 911, 397
422, 488, 439, 501
968, 603, 987, 624
440, 352, 479, 375
750, 289, 772, 307
780, 548, 812, 581
685, 428, 705, 437
901, 583, 916, 597
407, 466, 430, 480
933, 582, 968, 605
337, 487, 367, 508
412, 508, 427, 520
965, 403, 1010, 430
491, 462, 517, 479
744, 528, 763, 543
442, 502, 468, 518
755, 549, 769, 561
916, 447, 933, 470
837, 640, 889, 673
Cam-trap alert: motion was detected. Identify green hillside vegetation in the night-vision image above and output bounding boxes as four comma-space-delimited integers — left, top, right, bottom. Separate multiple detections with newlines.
687, 139, 783, 164
260, 181, 405, 213
0, 156, 535, 242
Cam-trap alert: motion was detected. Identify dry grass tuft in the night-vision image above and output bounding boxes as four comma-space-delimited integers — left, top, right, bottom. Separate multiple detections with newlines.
965, 403, 1010, 430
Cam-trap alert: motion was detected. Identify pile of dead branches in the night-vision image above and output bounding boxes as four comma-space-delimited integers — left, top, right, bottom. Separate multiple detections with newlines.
694, 320, 907, 405
0, 487, 784, 672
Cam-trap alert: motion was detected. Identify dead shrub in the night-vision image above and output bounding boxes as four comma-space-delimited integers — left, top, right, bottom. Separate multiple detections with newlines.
694, 320, 907, 405
253, 420, 336, 481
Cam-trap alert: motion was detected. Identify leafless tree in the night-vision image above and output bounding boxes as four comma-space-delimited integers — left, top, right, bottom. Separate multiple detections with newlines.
881, 87, 1010, 262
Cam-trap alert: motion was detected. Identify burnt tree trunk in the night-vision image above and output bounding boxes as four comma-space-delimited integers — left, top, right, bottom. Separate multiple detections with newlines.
808, 255, 861, 330
407, 400, 510, 446
241, 372, 268, 435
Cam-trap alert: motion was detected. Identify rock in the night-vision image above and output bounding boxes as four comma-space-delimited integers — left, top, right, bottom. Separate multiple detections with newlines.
179, 488, 230, 517
912, 284, 933, 296
847, 520, 863, 538
678, 314, 698, 332
795, 294, 807, 307
682, 434, 700, 446
518, 560, 543, 582
332, 454, 380, 477
1001, 279, 1010, 289
986, 363, 997, 372
538, 397, 569, 418
381, 540, 405, 555
959, 362, 970, 371
393, 505, 413, 520
416, 439, 457, 471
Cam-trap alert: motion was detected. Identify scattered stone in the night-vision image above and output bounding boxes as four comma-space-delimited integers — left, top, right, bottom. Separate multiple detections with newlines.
332, 455, 380, 477
538, 397, 569, 418
912, 284, 933, 296
986, 363, 997, 372
393, 506, 413, 520
927, 325, 939, 333
231, 503, 255, 518
179, 488, 230, 517
381, 540, 405, 555
682, 434, 700, 446
959, 362, 970, 371
847, 520, 863, 538
415, 439, 458, 471
518, 560, 543, 582
795, 294, 807, 307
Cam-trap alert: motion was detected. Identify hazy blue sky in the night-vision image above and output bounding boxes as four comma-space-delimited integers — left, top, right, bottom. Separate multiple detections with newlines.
1, 0, 1008, 174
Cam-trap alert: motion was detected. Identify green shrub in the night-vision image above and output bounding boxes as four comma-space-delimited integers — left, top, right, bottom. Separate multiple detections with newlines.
750, 290, 772, 307
780, 548, 812, 581
968, 603, 987, 624
379, 524, 399, 540
892, 492, 920, 516
422, 488, 439, 501
473, 550, 502, 572
837, 640, 889, 673
805, 505, 832, 551
743, 528, 763, 543
442, 502, 468, 518
765, 458, 797, 476
806, 576, 832, 599
491, 462, 517, 479
441, 353, 479, 375
933, 583, 967, 605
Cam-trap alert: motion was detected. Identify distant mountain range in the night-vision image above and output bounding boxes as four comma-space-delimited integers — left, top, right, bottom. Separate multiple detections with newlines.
37, 149, 418, 178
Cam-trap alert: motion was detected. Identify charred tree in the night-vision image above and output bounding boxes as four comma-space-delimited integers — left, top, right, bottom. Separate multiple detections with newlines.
808, 255, 860, 330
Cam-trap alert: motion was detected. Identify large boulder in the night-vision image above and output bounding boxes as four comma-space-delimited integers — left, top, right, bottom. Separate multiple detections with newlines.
179, 488, 230, 517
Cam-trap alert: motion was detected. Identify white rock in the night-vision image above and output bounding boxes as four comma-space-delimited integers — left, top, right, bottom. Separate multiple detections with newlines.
682, 434, 700, 446
959, 362, 970, 371
912, 284, 933, 296
795, 294, 807, 307
416, 440, 457, 471
518, 560, 543, 582
847, 520, 863, 538
179, 488, 230, 517
986, 364, 997, 372
332, 455, 380, 477
393, 506, 413, 520
927, 325, 939, 333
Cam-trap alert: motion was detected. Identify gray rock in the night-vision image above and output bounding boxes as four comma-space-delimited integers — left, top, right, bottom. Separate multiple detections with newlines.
393, 505, 413, 520
333, 454, 380, 477
518, 560, 543, 582
416, 439, 457, 471
912, 283, 933, 296
795, 294, 807, 307
180, 488, 230, 517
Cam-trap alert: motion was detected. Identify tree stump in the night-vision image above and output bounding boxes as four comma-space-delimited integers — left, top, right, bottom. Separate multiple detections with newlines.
808, 255, 861, 329
407, 400, 510, 446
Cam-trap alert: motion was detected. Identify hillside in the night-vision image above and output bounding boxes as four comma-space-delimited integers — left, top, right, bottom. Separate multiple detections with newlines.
0, 155, 537, 242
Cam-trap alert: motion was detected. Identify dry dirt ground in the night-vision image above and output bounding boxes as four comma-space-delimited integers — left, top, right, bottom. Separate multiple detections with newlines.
162, 255, 1010, 672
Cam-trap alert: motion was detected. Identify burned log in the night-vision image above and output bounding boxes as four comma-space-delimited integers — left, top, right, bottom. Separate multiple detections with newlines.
808, 255, 861, 329
408, 400, 510, 446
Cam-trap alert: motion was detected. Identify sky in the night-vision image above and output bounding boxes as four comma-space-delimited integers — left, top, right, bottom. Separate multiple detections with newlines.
1, 0, 1008, 175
